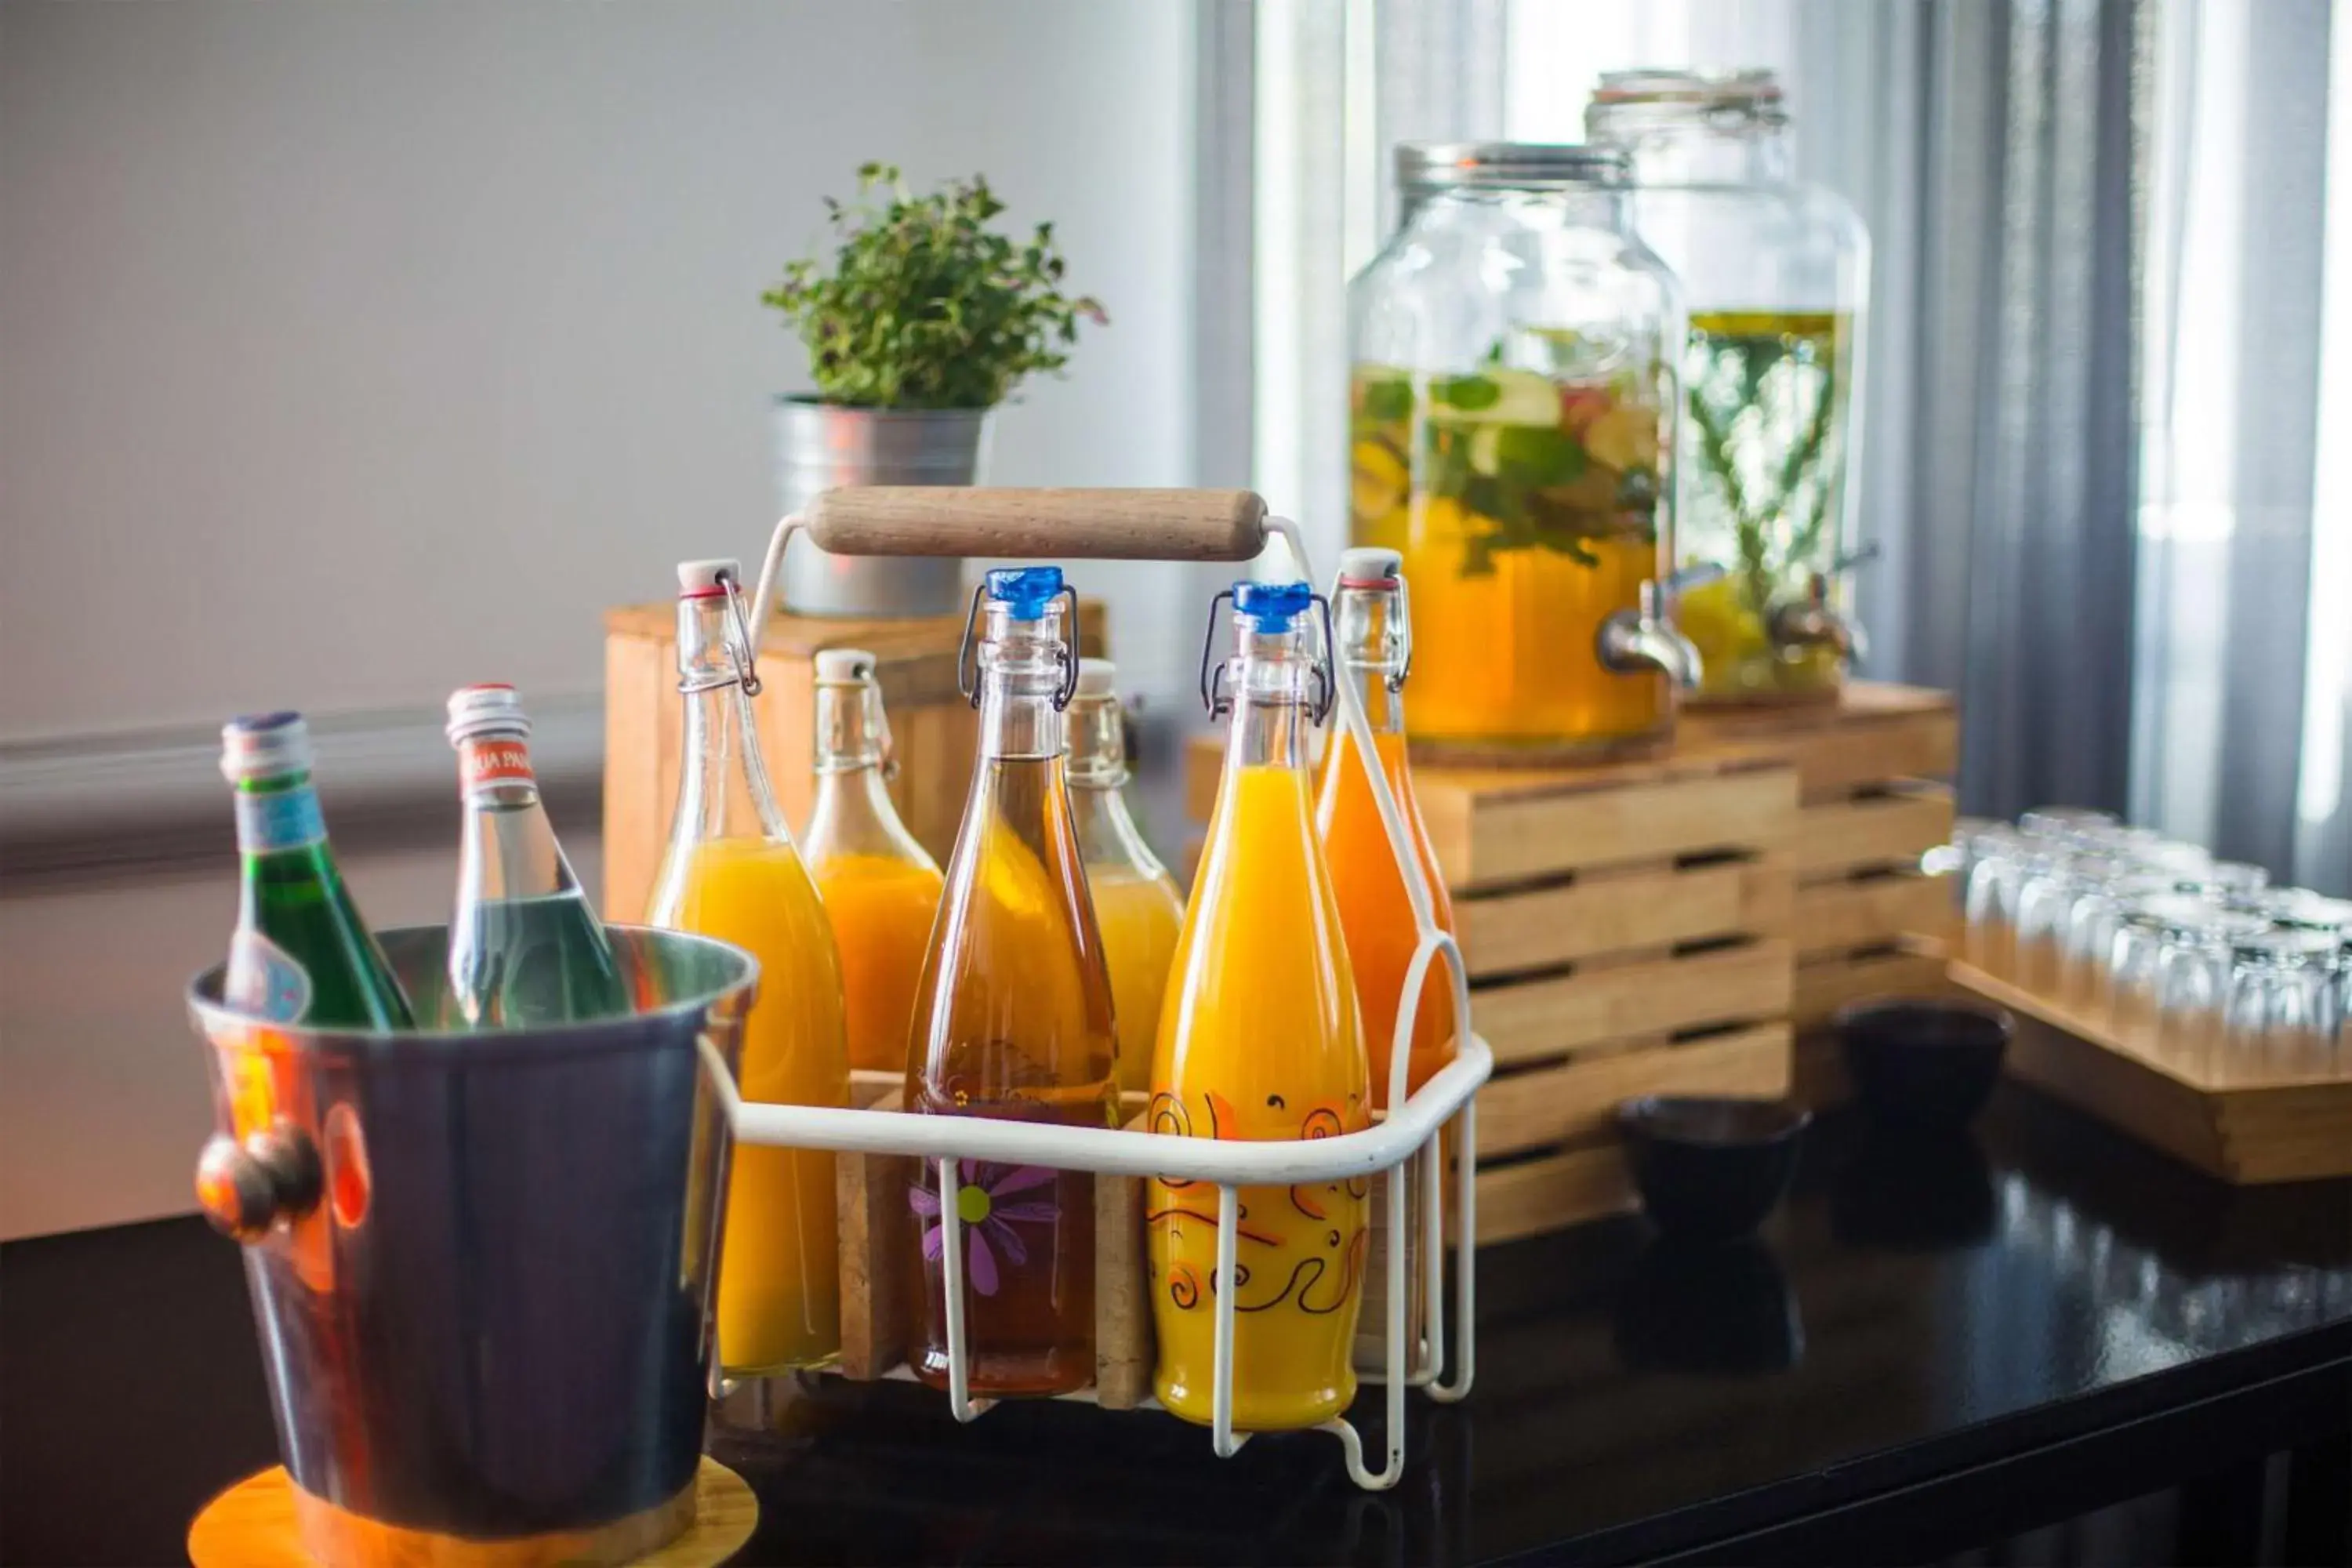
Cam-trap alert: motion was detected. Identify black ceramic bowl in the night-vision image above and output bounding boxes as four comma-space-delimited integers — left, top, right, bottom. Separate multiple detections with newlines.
1835, 997, 2014, 1132
1615, 1096, 1811, 1243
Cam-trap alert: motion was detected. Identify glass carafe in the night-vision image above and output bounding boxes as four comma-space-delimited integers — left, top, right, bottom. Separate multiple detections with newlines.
802, 648, 946, 1076
1066, 658, 1185, 1098
1587, 70, 1871, 702
645, 559, 849, 1375
1152, 579, 1371, 1432
1348, 142, 1696, 760
905, 567, 1119, 1398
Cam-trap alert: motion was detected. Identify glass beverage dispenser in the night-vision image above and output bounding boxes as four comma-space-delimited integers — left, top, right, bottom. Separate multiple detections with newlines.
1348, 143, 1698, 761
1586, 70, 1870, 704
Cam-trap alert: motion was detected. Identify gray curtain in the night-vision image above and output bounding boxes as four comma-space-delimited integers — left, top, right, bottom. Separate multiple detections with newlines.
1854, 0, 2146, 826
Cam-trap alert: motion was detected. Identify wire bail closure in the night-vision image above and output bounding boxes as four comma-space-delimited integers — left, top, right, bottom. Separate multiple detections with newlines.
1196, 587, 1336, 724
957, 582, 1083, 712
677, 566, 766, 697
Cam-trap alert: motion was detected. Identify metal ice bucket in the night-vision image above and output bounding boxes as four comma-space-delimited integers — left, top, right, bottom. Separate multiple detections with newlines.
187, 924, 753, 1567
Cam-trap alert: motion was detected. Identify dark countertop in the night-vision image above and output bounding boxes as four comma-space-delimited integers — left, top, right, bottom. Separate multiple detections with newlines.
5, 1083, 2348, 1566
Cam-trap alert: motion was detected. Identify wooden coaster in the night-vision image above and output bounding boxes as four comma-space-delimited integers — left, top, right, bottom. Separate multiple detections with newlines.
188, 1456, 757, 1568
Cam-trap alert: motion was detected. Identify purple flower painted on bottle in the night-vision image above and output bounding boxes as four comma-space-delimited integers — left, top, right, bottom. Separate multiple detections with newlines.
909, 1160, 1059, 1297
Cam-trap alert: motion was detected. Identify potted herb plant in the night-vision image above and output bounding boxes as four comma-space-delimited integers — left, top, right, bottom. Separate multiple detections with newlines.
764, 163, 1106, 618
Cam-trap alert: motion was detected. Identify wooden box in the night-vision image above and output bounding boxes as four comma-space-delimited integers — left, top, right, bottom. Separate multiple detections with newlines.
1186, 733, 1800, 1243
603, 599, 1105, 924
1680, 684, 1961, 1105
1951, 960, 2352, 1185
832, 1077, 1156, 1407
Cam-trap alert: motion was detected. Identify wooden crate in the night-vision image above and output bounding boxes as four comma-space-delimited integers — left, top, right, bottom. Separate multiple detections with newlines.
604, 599, 1105, 924
1951, 960, 2352, 1185
831, 1081, 1156, 1406
1681, 684, 1960, 1104
1188, 731, 1800, 1242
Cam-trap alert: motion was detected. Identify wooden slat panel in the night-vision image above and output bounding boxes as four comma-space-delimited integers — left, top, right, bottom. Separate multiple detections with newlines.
1183, 729, 1222, 827
1792, 787, 1955, 879
1478, 1024, 1792, 1159
1422, 767, 1798, 890
1476, 1145, 1635, 1243
1479, 940, 1795, 1066
1093, 1105, 1154, 1410
602, 631, 673, 924
1791, 873, 1952, 958
834, 1084, 910, 1381
1458, 858, 1791, 977
1681, 683, 1958, 803
1791, 946, 1951, 1031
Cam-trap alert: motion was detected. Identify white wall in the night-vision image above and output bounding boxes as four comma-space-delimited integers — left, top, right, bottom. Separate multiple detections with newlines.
0, 0, 1200, 747
0, 0, 1202, 1240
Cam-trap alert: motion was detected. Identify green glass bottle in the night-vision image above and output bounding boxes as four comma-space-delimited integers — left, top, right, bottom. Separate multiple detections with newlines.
220, 712, 416, 1029
443, 684, 630, 1027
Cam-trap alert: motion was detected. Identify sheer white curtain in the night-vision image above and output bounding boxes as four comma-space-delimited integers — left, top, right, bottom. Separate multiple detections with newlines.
2133, 0, 2349, 892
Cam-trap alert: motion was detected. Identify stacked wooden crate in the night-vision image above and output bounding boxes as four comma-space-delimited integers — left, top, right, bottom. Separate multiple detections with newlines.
603, 599, 1105, 923
1185, 738, 1799, 1244
1680, 684, 1959, 1104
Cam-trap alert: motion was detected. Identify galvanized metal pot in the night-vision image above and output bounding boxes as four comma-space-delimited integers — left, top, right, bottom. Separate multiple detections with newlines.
187, 925, 754, 1568
772, 397, 989, 618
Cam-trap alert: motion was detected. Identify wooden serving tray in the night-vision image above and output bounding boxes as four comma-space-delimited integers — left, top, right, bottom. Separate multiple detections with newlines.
1951, 960, 2352, 1185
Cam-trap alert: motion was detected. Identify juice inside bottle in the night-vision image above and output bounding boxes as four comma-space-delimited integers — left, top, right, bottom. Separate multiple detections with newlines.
1152, 580, 1370, 1432
906, 568, 1118, 1398
1067, 658, 1185, 1098
802, 649, 946, 1076
1314, 551, 1458, 1108
645, 559, 848, 1376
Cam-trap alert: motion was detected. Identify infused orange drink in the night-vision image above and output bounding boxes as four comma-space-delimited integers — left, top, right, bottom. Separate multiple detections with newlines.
802, 649, 944, 1075
646, 560, 849, 1376
655, 836, 848, 1372
1152, 580, 1370, 1432
1315, 550, 1457, 1105
1066, 659, 1185, 1095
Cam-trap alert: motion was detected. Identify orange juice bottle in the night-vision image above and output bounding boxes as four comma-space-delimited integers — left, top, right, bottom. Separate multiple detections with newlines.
906, 568, 1119, 1398
802, 649, 945, 1074
1066, 658, 1184, 1098
1314, 548, 1458, 1377
1315, 548, 1458, 1108
645, 559, 849, 1376
1152, 580, 1370, 1431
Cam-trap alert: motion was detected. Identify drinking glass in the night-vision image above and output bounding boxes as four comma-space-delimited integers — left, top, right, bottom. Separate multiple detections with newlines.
1963, 828, 2039, 980
2154, 907, 2272, 1080
2063, 872, 2176, 1014
2020, 805, 2116, 843
2015, 853, 2128, 997
2220, 930, 2341, 1084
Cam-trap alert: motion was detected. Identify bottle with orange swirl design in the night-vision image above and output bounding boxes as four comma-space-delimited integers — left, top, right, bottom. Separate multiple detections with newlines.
1149, 580, 1370, 1431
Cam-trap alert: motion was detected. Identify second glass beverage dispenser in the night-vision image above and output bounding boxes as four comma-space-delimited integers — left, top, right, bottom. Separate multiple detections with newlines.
1348, 142, 1696, 761
1587, 69, 1871, 703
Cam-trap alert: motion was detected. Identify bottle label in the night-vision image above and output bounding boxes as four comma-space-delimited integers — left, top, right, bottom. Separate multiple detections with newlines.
234, 786, 326, 855
460, 739, 536, 793
224, 930, 312, 1022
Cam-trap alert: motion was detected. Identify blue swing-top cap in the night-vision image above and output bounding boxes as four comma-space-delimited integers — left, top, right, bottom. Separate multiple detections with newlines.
1232, 579, 1313, 632
984, 566, 1064, 622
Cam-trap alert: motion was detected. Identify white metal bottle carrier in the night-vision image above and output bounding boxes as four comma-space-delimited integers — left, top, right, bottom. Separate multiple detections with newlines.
701, 488, 1486, 1492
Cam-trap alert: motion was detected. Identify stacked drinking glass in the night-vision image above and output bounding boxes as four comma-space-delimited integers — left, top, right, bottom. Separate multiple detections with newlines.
1944, 808, 2349, 1083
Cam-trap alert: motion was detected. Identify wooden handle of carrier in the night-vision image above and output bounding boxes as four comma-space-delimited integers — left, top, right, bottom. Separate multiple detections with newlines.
803, 488, 1270, 562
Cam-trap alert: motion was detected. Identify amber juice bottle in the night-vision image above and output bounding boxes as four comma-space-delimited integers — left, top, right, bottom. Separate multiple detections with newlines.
904, 568, 1120, 1397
